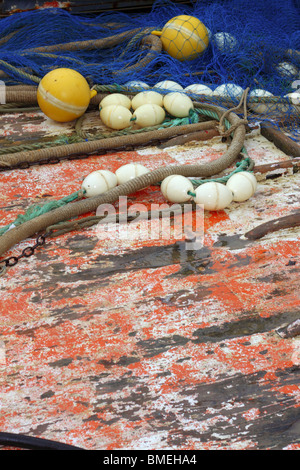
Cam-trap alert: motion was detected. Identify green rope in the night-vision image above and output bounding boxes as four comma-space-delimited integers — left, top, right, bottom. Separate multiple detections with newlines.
0, 190, 84, 236
190, 156, 253, 187
0, 59, 41, 84
0, 134, 77, 156
119, 28, 154, 58
159, 108, 200, 129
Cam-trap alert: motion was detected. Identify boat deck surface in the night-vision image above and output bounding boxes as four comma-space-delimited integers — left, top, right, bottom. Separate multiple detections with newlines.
0, 107, 299, 450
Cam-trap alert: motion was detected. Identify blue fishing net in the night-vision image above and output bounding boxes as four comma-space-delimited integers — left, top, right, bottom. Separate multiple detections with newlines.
0, 0, 299, 132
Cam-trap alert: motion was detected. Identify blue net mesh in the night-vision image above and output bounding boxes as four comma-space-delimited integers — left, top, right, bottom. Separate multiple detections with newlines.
0, 0, 299, 134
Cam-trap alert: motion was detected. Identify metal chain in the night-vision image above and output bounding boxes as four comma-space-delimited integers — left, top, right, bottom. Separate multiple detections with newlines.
0, 233, 49, 276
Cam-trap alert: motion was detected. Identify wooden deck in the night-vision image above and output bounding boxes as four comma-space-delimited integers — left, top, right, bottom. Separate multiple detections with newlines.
0, 106, 299, 451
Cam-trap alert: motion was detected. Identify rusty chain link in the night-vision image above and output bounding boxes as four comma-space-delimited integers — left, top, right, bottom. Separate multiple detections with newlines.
0, 233, 49, 276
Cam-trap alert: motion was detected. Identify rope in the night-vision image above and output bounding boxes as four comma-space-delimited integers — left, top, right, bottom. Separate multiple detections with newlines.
0, 59, 41, 84
114, 34, 162, 76
189, 156, 253, 189
0, 120, 217, 168
217, 88, 249, 137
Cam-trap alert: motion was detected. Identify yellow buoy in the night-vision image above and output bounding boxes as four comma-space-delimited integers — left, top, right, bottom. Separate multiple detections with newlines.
37, 68, 97, 122
151, 15, 209, 61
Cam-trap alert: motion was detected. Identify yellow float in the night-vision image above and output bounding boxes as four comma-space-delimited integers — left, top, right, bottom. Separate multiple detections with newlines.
151, 15, 209, 61
37, 68, 97, 122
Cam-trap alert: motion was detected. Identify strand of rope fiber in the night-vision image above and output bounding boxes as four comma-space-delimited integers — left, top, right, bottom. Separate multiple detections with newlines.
1, 30, 159, 87
0, 103, 246, 258
0, 109, 209, 160
24, 27, 154, 53
90, 84, 297, 110
113, 34, 162, 75
0, 59, 41, 84
0, 106, 40, 114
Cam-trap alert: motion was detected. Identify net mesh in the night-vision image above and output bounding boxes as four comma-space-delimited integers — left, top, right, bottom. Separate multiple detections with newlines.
0, 0, 299, 135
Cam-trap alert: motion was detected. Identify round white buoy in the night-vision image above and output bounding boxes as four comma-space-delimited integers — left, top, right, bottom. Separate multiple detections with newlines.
213, 32, 238, 53
125, 80, 150, 89
155, 80, 184, 91
284, 92, 300, 106
115, 163, 150, 185
248, 88, 274, 114
213, 83, 244, 99
194, 182, 233, 211
99, 93, 132, 110
100, 104, 132, 129
132, 103, 166, 127
163, 92, 194, 117
226, 171, 257, 202
184, 84, 213, 96
82, 170, 117, 197
160, 175, 194, 202
131, 91, 164, 110
276, 61, 299, 79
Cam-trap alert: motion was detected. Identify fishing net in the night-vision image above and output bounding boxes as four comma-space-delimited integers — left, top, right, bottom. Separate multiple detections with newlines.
0, 0, 299, 135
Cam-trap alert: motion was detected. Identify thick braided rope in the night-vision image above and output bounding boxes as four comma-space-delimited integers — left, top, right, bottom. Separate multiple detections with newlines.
0, 120, 217, 168
0, 103, 246, 257
25, 27, 154, 53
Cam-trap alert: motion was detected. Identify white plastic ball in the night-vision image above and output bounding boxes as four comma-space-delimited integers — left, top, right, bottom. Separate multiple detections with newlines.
115, 163, 150, 185
226, 171, 257, 202
100, 104, 132, 130
131, 91, 163, 110
132, 103, 166, 127
213, 83, 244, 99
82, 170, 117, 197
276, 61, 299, 78
163, 92, 194, 117
285, 92, 300, 106
155, 80, 183, 91
160, 175, 194, 203
213, 32, 238, 53
184, 84, 213, 96
99, 93, 131, 109
248, 89, 274, 114
125, 80, 150, 89
194, 182, 233, 211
